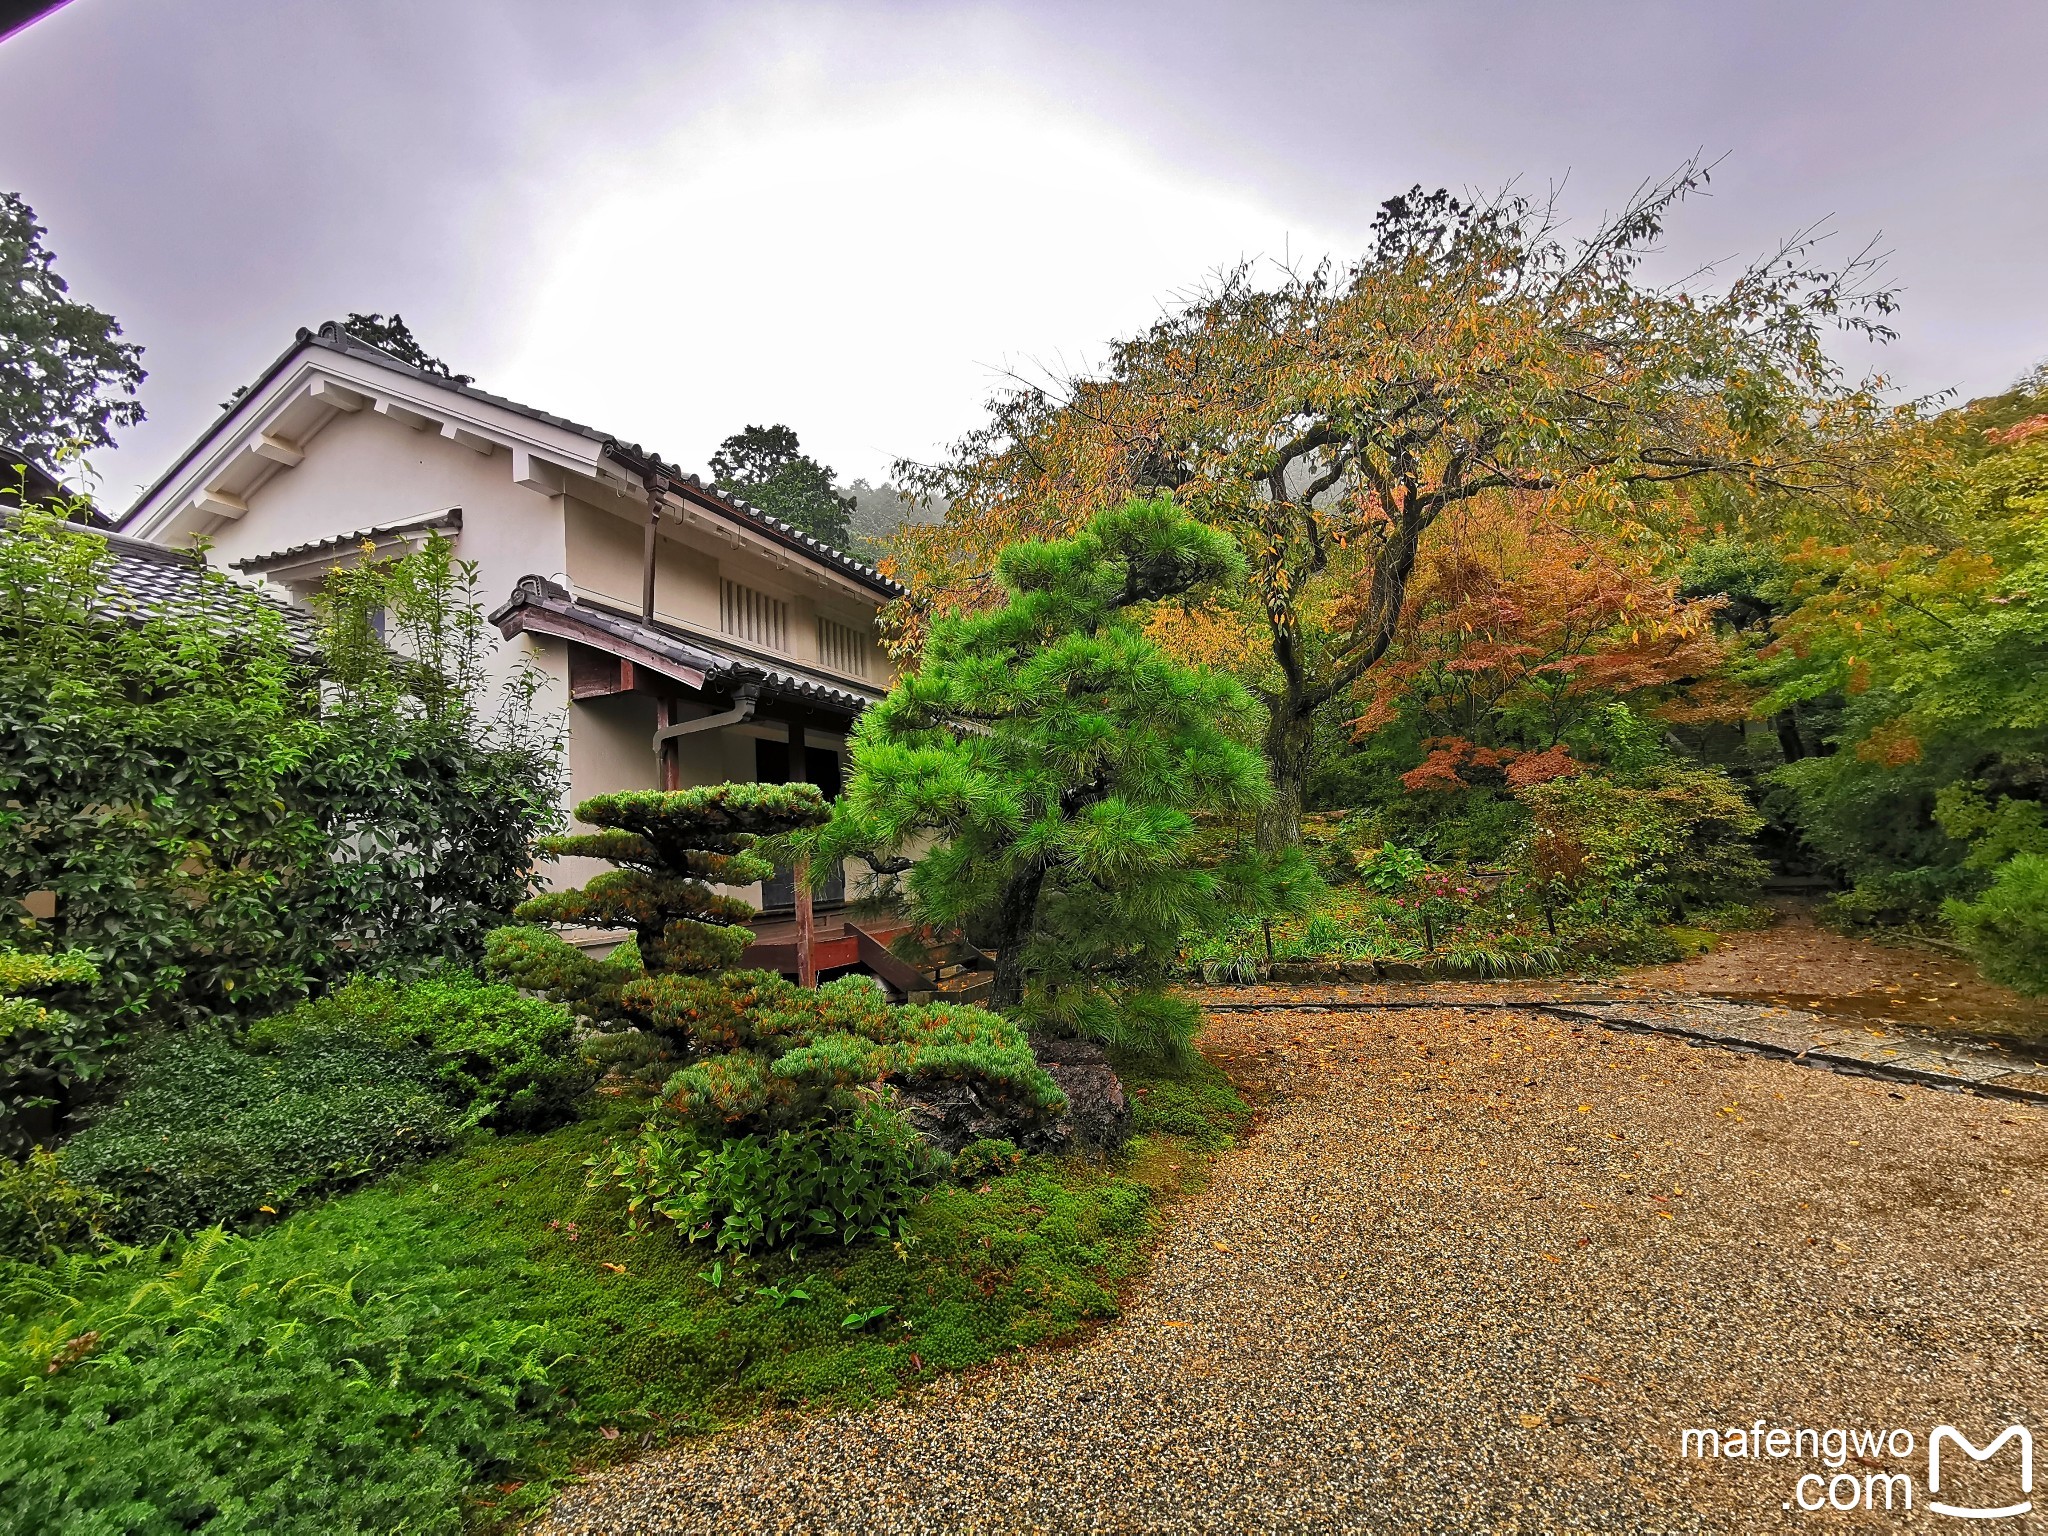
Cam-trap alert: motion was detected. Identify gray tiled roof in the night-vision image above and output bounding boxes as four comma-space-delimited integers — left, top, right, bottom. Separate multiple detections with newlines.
2, 511, 318, 652
231, 507, 463, 571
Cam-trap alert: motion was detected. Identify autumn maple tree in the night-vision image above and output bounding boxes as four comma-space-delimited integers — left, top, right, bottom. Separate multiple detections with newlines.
1351, 494, 1739, 794
888, 164, 1898, 845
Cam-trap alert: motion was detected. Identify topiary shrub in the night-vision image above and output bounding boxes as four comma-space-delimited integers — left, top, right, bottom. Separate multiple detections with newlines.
637, 972, 1064, 1140
587, 973, 1066, 1250
61, 1036, 461, 1240
1945, 853, 2048, 995
486, 783, 832, 1035
512, 783, 1072, 1249
248, 971, 589, 1131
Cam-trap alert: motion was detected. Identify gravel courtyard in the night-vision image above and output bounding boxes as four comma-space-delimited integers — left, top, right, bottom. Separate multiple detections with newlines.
534, 1002, 2048, 1534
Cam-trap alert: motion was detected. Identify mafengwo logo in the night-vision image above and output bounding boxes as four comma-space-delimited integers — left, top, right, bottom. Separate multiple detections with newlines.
1677, 1420, 2033, 1517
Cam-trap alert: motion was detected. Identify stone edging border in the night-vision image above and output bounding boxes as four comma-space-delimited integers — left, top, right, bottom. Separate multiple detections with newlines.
1196, 997, 2048, 1107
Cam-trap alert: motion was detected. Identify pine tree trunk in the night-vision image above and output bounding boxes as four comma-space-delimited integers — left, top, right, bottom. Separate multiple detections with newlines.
988, 861, 1049, 1011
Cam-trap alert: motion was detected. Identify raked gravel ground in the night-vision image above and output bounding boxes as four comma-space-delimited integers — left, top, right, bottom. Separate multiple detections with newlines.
533, 1002, 2048, 1534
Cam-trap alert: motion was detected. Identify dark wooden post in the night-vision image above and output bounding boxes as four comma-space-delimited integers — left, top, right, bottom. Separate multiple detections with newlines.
788, 717, 816, 987
655, 696, 681, 790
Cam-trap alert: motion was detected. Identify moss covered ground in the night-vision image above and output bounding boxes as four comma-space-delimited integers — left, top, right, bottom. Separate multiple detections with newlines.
1, 1056, 1251, 1534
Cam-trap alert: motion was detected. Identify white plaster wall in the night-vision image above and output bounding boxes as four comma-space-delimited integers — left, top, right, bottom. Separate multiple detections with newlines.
204, 407, 571, 695
193, 406, 576, 855
561, 494, 891, 686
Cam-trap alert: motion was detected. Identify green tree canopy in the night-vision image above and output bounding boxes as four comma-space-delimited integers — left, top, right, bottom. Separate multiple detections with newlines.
342, 312, 470, 382
0, 193, 145, 466
710, 423, 856, 550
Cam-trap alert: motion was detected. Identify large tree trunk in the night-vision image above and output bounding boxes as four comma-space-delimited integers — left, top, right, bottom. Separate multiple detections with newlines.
1256, 699, 1317, 850
988, 861, 1049, 1011
1773, 708, 1808, 763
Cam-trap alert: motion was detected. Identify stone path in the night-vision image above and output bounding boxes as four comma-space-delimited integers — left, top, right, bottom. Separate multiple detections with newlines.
533, 1000, 2048, 1535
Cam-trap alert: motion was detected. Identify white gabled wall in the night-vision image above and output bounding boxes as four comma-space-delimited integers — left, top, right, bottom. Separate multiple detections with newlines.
128, 343, 897, 908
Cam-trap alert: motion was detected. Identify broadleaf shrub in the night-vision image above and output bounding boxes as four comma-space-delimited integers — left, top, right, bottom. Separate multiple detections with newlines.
0, 946, 99, 1153
0, 510, 323, 1130
60, 1036, 461, 1240
592, 1097, 942, 1252
248, 971, 589, 1131
1514, 762, 1767, 920
0, 512, 563, 1149
0, 1147, 116, 1262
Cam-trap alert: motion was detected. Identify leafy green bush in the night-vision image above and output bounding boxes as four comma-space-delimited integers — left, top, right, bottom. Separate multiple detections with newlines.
1515, 762, 1767, 920
61, 1036, 461, 1240
0, 946, 99, 1154
1945, 853, 2048, 995
0, 510, 324, 1051
0, 1147, 116, 1262
301, 532, 563, 979
250, 971, 589, 1131
592, 1097, 943, 1254
1356, 842, 1427, 894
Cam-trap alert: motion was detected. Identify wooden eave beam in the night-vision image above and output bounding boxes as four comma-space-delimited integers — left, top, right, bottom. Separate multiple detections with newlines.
498, 608, 708, 691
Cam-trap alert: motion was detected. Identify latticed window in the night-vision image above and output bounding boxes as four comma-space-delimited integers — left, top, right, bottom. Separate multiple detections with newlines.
816, 615, 868, 678
720, 579, 787, 652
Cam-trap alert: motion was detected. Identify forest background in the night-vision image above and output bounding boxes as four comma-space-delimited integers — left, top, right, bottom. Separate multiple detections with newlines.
863, 173, 2048, 994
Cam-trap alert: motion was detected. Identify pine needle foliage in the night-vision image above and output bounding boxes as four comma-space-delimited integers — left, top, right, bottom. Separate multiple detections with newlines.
812, 498, 1285, 1056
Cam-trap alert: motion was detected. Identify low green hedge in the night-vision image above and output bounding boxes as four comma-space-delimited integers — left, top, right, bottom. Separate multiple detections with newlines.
62, 1035, 461, 1242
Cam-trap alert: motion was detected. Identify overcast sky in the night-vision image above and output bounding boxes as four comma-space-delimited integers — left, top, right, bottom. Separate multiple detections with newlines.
4, 0, 2045, 507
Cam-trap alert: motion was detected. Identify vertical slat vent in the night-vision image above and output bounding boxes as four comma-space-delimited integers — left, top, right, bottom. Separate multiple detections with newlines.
816, 616, 868, 678
720, 579, 787, 652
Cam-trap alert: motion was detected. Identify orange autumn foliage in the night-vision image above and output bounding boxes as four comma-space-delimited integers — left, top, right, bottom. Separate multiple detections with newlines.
1348, 497, 1741, 791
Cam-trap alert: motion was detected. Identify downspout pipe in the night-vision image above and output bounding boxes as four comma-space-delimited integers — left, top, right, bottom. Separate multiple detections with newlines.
652, 685, 758, 752
640, 468, 670, 622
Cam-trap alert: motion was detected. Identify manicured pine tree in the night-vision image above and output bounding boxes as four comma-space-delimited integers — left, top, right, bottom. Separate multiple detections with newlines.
489, 782, 1067, 1155
487, 782, 829, 1020
811, 497, 1301, 1058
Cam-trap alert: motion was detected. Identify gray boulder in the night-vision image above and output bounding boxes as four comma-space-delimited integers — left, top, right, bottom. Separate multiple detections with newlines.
1026, 1035, 1132, 1152
890, 1035, 1132, 1156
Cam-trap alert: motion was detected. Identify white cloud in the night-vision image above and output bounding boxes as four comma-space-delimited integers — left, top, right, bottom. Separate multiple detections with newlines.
495, 76, 1365, 485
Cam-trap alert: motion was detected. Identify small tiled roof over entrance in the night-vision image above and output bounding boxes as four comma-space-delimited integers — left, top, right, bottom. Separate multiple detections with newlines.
489, 575, 884, 718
